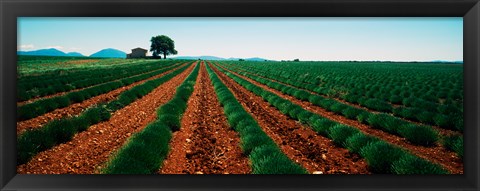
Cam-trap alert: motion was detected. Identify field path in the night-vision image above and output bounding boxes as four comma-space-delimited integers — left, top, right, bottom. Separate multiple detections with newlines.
215, 63, 463, 174
160, 62, 250, 174
210, 63, 369, 174
16, 63, 188, 135
17, 63, 197, 174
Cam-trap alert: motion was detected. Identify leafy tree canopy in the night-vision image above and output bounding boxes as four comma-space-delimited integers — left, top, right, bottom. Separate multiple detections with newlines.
150, 35, 178, 59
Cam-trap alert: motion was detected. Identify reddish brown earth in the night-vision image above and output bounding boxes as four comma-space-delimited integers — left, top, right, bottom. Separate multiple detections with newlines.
59, 59, 101, 65
17, 63, 197, 174
210, 63, 370, 174
160, 62, 250, 174
216, 64, 463, 174
17, 63, 181, 106
16, 63, 188, 135
226, 65, 460, 137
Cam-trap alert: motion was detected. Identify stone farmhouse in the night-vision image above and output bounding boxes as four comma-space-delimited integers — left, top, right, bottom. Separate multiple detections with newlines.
126, 47, 147, 59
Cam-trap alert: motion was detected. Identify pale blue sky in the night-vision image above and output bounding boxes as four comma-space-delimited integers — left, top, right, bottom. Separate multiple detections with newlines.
18, 17, 463, 61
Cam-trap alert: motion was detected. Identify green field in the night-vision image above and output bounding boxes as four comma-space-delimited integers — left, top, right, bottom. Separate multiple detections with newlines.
16, 56, 463, 175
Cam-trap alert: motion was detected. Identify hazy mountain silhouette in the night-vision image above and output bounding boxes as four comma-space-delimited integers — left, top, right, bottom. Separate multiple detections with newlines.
172, 56, 271, 61
66, 52, 85, 57
18, 48, 69, 56
89, 48, 126, 58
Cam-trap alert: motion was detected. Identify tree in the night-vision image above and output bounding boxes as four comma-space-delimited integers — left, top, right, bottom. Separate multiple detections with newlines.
150, 35, 178, 59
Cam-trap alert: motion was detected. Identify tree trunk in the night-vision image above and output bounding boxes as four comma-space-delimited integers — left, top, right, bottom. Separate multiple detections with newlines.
163, 52, 166, 59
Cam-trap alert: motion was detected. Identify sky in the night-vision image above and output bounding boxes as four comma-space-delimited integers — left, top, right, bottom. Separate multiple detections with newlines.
18, 17, 463, 61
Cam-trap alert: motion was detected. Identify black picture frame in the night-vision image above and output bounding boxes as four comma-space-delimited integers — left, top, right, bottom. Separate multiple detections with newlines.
1, 0, 479, 190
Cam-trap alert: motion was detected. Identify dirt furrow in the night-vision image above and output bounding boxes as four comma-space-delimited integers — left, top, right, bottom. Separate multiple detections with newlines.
216, 64, 463, 174
224, 65, 459, 137
210, 63, 369, 174
160, 62, 250, 174
17, 63, 197, 174
16, 63, 188, 135
17, 63, 180, 106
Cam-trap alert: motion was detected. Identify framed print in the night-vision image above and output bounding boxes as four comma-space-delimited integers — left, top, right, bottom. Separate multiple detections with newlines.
1, 0, 479, 190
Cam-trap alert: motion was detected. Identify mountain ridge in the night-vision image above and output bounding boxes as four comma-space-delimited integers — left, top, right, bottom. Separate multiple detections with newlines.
18, 48, 86, 57
171, 55, 271, 61
17, 48, 127, 58
89, 48, 126, 58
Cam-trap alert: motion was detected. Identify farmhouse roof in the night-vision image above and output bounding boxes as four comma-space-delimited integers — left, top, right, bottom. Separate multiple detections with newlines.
132, 47, 147, 51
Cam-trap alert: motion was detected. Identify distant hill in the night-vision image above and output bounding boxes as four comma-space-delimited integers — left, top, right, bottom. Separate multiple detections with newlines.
430, 60, 463, 64
172, 55, 271, 61
18, 48, 86, 57
66, 52, 85, 57
172, 56, 225, 60
18, 48, 69, 56
89, 48, 126, 58
226, 57, 270, 61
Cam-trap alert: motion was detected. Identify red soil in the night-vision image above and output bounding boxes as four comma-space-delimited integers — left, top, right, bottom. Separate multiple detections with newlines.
16, 63, 188, 135
160, 62, 251, 174
210, 63, 370, 174
217, 64, 463, 174
16, 63, 197, 174
59, 59, 100, 65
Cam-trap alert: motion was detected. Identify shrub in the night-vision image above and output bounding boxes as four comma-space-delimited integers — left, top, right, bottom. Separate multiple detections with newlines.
360, 141, 406, 173
356, 111, 372, 124
73, 115, 91, 132
83, 106, 103, 125
311, 118, 336, 136
308, 95, 324, 105
443, 135, 463, 159
389, 95, 402, 104
342, 106, 363, 120
17, 104, 43, 121
392, 154, 448, 174
68, 91, 85, 103
17, 128, 55, 164
157, 102, 184, 117
106, 100, 124, 111
287, 106, 303, 119
238, 125, 264, 137
433, 114, 452, 129
275, 101, 292, 114
224, 103, 244, 115
398, 124, 438, 146
234, 118, 257, 132
343, 93, 361, 103
415, 111, 435, 125
297, 110, 313, 123
453, 116, 464, 132
250, 145, 307, 174
317, 99, 336, 109
158, 114, 180, 131
328, 124, 360, 146
227, 112, 250, 129
293, 90, 310, 101
363, 99, 392, 112
241, 132, 276, 155
345, 133, 379, 154
402, 97, 416, 106
44, 118, 76, 144
103, 122, 172, 174
329, 103, 348, 114
55, 96, 71, 108
437, 104, 460, 115
367, 114, 399, 134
